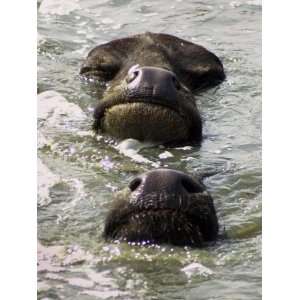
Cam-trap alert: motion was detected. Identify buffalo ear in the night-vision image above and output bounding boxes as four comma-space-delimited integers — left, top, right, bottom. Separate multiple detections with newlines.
80, 37, 137, 81
154, 33, 225, 90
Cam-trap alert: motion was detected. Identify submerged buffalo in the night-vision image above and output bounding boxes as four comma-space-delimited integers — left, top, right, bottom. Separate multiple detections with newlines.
103, 169, 219, 247
80, 32, 225, 145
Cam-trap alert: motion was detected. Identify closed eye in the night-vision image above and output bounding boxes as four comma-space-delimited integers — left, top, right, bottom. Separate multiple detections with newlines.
80, 62, 121, 81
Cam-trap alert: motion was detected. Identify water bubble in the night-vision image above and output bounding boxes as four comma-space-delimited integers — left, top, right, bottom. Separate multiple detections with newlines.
181, 262, 213, 279
100, 156, 114, 171
159, 151, 173, 159
69, 146, 76, 154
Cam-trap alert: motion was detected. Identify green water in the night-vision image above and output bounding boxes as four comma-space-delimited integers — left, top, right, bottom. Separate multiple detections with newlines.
37, 0, 261, 299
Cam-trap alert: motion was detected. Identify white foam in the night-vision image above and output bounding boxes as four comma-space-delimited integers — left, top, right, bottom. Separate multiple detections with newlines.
181, 262, 213, 279
80, 289, 128, 299
38, 91, 87, 129
38, 131, 51, 149
38, 158, 61, 206
158, 151, 173, 159
116, 139, 160, 167
62, 178, 86, 211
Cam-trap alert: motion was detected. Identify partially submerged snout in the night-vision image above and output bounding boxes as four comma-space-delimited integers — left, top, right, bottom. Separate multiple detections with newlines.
81, 33, 225, 145
93, 64, 202, 144
103, 169, 219, 247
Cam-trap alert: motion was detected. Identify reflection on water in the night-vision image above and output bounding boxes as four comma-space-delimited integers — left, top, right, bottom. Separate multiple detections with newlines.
38, 0, 261, 299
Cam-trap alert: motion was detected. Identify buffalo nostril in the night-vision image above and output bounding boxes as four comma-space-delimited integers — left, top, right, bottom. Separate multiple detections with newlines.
129, 177, 142, 192
126, 70, 140, 83
181, 178, 203, 194
172, 76, 181, 90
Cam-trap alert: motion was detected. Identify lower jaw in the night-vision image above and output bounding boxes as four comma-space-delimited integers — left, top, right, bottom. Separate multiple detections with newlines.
101, 103, 190, 143
113, 211, 204, 247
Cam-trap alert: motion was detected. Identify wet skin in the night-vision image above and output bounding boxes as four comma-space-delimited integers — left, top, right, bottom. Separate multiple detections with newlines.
80, 32, 225, 145
103, 169, 219, 247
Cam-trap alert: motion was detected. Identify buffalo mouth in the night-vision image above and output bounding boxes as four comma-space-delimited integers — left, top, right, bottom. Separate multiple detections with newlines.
93, 95, 202, 144
103, 193, 218, 247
